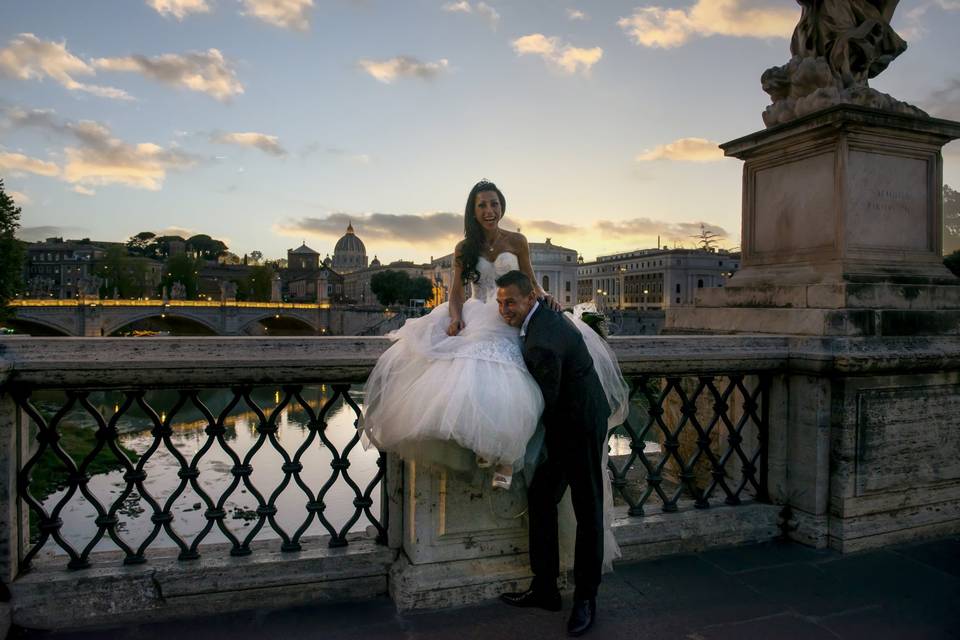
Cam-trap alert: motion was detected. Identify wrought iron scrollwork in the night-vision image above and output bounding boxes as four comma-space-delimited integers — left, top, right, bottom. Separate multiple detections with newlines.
606, 374, 770, 516
12, 383, 386, 571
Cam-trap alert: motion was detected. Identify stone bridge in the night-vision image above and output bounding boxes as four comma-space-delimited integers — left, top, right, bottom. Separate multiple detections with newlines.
7, 300, 401, 336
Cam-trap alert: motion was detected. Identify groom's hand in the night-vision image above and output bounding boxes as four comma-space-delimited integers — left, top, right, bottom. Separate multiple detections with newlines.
446, 318, 464, 336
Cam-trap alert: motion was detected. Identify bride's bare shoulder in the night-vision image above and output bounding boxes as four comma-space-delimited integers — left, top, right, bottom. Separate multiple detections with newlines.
503, 230, 528, 250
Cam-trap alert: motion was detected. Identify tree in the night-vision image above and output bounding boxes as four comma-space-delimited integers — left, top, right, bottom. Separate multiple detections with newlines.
370, 270, 411, 306
187, 234, 228, 260
944, 184, 960, 255
691, 223, 721, 251
370, 271, 435, 306
245, 265, 274, 302
250, 250, 263, 265
0, 179, 25, 317
152, 235, 185, 259
95, 246, 154, 299
161, 254, 204, 299
406, 276, 434, 302
126, 231, 157, 256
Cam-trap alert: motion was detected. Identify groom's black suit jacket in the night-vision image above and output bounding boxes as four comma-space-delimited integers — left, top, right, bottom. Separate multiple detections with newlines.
521, 303, 610, 598
521, 305, 609, 444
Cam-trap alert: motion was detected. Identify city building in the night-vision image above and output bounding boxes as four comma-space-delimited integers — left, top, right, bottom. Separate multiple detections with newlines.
331, 223, 368, 274
24, 237, 163, 300
577, 247, 739, 310
430, 239, 579, 306
282, 242, 343, 303
341, 260, 432, 305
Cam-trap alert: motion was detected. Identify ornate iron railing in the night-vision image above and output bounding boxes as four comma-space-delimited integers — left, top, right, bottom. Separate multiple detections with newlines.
2, 336, 777, 573
9, 382, 386, 572
607, 373, 770, 515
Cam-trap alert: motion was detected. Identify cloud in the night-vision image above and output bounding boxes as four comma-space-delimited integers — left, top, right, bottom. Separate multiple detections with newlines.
443, 2, 500, 29
595, 218, 730, 244
276, 212, 464, 244
512, 34, 602, 74
16, 225, 88, 242
516, 219, 581, 235
618, 0, 798, 48
635, 137, 724, 162
147, 0, 212, 20
358, 56, 450, 83
93, 49, 243, 101
62, 126, 196, 190
924, 78, 960, 121
0, 150, 60, 177
72, 185, 96, 196
3, 107, 196, 190
7, 190, 31, 205
442, 1, 471, 12
241, 0, 314, 30
153, 226, 197, 238
567, 9, 587, 20
211, 131, 287, 156
0, 33, 132, 100
899, 0, 960, 40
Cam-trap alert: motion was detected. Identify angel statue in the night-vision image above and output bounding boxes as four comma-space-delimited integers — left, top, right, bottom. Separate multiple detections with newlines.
761, 0, 927, 127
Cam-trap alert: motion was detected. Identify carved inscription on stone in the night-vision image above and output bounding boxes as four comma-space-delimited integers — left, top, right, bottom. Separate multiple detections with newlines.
855, 385, 960, 496
847, 151, 928, 251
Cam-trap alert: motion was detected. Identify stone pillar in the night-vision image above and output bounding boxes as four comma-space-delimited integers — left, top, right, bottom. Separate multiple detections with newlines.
0, 385, 27, 640
80, 304, 103, 337
389, 459, 535, 611
667, 106, 960, 552
271, 275, 281, 303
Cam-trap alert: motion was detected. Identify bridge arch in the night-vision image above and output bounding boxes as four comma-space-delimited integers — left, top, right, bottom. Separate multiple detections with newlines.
103, 311, 222, 337
238, 312, 320, 335
4, 315, 73, 336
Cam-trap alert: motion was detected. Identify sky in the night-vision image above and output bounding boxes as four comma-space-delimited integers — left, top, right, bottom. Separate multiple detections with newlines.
1, 0, 959, 264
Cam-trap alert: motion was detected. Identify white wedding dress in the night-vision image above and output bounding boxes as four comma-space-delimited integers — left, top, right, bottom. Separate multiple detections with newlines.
361, 252, 630, 569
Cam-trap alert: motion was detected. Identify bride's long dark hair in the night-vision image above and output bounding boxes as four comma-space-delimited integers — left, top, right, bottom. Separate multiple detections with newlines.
458, 180, 506, 286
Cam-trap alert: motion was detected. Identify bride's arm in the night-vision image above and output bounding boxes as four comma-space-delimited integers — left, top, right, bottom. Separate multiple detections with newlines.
515, 233, 562, 311
447, 243, 466, 336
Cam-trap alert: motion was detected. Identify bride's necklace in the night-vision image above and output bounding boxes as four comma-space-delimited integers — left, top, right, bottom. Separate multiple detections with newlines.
483, 230, 500, 254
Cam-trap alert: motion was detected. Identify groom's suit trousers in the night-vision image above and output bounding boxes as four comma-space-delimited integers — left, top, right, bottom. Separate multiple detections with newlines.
528, 422, 606, 600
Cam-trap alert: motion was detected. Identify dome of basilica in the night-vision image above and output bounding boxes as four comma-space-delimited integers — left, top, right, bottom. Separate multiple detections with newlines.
332, 222, 368, 273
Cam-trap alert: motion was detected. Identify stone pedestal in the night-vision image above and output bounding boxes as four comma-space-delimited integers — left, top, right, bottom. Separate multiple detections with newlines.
664, 106, 960, 554
668, 106, 960, 337
389, 460, 537, 611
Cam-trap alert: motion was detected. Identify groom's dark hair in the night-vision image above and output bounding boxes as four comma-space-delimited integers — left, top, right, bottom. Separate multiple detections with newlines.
495, 270, 534, 295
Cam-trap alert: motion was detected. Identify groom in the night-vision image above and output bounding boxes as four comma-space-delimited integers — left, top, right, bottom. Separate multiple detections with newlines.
494, 270, 610, 637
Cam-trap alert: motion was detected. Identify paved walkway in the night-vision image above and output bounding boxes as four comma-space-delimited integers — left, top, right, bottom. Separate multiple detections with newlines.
16, 536, 959, 640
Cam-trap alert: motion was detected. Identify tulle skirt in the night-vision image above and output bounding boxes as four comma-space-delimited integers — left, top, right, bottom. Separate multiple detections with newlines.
362, 298, 544, 466
361, 298, 630, 571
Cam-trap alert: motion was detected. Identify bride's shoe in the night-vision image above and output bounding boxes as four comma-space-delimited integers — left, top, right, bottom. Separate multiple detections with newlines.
492, 464, 513, 490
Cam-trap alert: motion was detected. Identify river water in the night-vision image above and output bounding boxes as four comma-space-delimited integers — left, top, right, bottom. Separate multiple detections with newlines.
29, 385, 649, 559
30, 385, 382, 557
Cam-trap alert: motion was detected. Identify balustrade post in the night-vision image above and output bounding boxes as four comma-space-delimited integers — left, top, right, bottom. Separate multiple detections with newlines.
389, 456, 534, 611
0, 384, 27, 640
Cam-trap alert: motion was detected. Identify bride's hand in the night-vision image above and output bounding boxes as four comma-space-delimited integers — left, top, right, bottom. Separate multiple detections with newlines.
446, 318, 464, 336
541, 294, 562, 312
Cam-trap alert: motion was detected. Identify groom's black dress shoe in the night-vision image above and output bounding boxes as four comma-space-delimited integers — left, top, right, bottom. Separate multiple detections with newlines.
499, 588, 562, 611
566, 598, 596, 637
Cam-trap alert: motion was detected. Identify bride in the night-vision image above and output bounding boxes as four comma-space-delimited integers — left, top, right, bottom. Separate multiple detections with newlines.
361, 180, 629, 484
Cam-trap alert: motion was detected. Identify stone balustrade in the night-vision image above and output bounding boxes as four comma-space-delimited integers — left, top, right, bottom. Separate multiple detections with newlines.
1, 334, 959, 633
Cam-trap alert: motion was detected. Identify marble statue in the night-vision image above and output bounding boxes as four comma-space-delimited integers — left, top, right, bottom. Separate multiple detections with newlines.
761, 0, 927, 127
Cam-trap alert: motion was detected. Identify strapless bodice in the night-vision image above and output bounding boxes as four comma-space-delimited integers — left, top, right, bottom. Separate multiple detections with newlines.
471, 252, 520, 301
